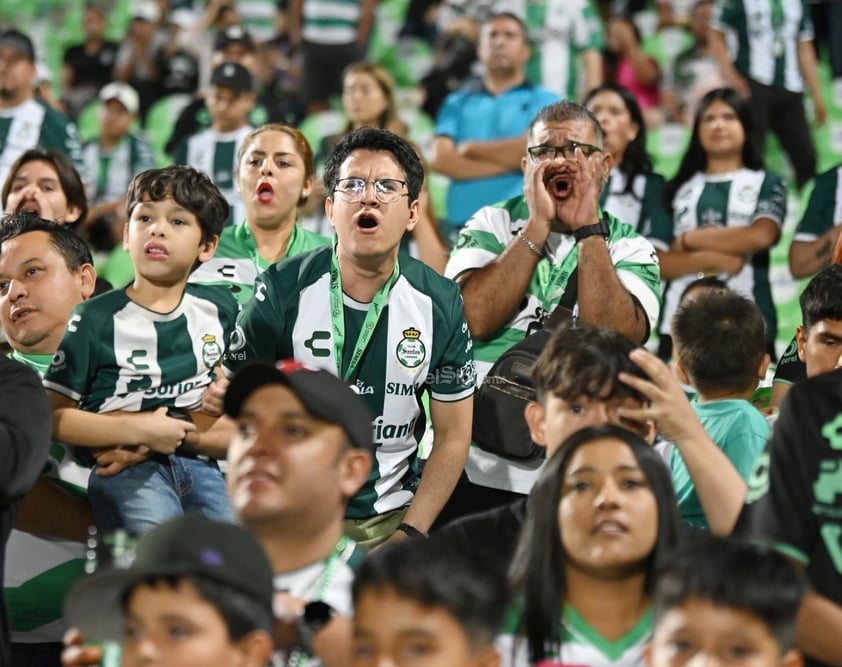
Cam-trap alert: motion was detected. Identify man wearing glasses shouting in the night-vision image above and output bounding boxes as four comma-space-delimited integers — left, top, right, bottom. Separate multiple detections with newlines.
224, 127, 475, 549
439, 100, 662, 522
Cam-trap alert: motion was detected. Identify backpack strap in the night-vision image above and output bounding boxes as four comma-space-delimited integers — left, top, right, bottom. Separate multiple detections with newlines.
543, 266, 578, 331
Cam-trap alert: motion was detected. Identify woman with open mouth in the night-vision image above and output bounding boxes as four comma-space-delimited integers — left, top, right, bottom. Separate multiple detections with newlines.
189, 123, 330, 304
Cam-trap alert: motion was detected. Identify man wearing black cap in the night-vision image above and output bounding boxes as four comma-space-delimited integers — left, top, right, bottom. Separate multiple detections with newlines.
173, 62, 256, 227
0, 28, 86, 194
63, 515, 275, 667
165, 26, 282, 158
223, 361, 373, 667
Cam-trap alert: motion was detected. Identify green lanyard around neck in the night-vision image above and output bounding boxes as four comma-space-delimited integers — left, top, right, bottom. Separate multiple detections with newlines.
328, 246, 400, 382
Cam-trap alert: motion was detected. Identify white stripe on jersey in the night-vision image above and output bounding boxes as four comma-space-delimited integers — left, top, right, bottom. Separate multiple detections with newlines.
0, 100, 47, 189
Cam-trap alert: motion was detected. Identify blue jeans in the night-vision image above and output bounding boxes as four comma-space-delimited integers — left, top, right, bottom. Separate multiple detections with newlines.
88, 455, 234, 534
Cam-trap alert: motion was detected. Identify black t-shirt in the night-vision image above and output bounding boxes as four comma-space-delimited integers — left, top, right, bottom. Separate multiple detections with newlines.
739, 367, 842, 609
63, 41, 119, 89
773, 335, 807, 386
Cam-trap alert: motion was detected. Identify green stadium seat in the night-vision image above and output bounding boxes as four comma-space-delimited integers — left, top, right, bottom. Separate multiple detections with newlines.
76, 99, 101, 143
647, 122, 691, 180
144, 93, 193, 166
298, 110, 346, 156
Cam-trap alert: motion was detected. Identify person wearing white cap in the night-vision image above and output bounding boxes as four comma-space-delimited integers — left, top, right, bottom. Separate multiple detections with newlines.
0, 28, 86, 193
81, 82, 155, 253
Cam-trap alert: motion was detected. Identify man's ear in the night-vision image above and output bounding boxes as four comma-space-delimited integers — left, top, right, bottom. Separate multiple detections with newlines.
524, 401, 546, 448
405, 197, 420, 233
643, 641, 654, 667
796, 325, 807, 362
339, 449, 373, 499
79, 263, 97, 299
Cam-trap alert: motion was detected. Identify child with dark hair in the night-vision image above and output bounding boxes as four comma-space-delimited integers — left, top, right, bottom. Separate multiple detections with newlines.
44, 165, 238, 534
64, 515, 274, 667
352, 535, 508, 667
670, 291, 770, 527
648, 536, 805, 667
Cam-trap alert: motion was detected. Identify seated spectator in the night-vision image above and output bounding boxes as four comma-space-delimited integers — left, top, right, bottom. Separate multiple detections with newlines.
736, 365, 842, 666
2, 149, 88, 232
648, 537, 806, 667
82, 83, 155, 253
44, 166, 238, 535
604, 15, 662, 129
661, 0, 726, 126
769, 264, 842, 411
429, 12, 558, 245
253, 39, 305, 128
352, 535, 508, 667
438, 322, 749, 574
63, 516, 274, 667
789, 163, 842, 280
189, 123, 329, 305
584, 82, 672, 236
0, 214, 97, 667
498, 424, 681, 667
165, 26, 274, 159
173, 63, 256, 227
419, 18, 478, 119
669, 291, 770, 528
0, 28, 86, 188
657, 88, 786, 360
311, 62, 446, 272
61, 3, 119, 120
112, 1, 169, 121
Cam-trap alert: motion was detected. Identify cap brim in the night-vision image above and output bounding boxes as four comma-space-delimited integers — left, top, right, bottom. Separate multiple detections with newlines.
224, 364, 290, 419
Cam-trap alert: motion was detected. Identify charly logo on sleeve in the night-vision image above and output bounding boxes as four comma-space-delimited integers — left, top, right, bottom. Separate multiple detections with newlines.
396, 327, 426, 368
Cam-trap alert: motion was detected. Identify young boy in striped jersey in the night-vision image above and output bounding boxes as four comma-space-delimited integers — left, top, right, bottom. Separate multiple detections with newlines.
44, 165, 238, 535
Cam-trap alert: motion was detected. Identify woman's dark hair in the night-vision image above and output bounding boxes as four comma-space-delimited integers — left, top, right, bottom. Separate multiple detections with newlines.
509, 424, 680, 663
1, 148, 89, 230
663, 87, 762, 212
583, 82, 652, 197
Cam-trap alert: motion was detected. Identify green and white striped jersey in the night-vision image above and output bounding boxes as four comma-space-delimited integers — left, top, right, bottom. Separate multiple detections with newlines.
497, 604, 652, 667
173, 125, 252, 227
657, 168, 787, 342
712, 0, 813, 92
189, 221, 330, 305
301, 0, 365, 44
524, 0, 605, 99
44, 283, 239, 415
445, 195, 662, 493
83, 131, 156, 204
0, 98, 86, 189
4, 351, 89, 643
793, 164, 842, 241
224, 246, 475, 518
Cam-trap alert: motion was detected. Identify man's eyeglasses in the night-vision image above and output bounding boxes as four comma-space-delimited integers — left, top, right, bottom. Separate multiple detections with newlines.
333, 178, 408, 204
527, 142, 604, 163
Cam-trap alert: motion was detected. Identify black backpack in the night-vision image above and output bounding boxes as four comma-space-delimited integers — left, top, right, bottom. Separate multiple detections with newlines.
471, 269, 578, 461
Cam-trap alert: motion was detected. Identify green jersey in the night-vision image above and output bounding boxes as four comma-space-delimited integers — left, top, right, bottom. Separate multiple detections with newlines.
524, 0, 605, 98
446, 195, 662, 493
4, 351, 89, 643
0, 98, 86, 188
190, 221, 330, 305
712, 0, 813, 91
173, 125, 253, 227
44, 284, 238, 415
224, 246, 475, 518
793, 164, 842, 241
497, 602, 652, 667
658, 168, 787, 343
